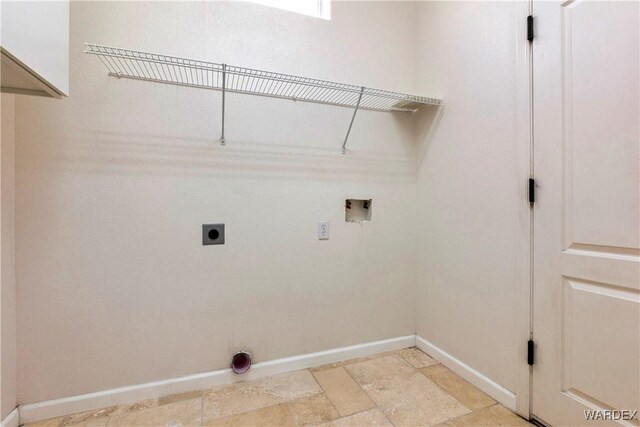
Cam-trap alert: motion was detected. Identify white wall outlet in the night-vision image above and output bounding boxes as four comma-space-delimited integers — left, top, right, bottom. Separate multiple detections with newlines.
318, 221, 330, 240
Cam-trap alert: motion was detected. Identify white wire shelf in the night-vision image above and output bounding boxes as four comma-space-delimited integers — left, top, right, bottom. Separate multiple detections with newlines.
85, 43, 442, 152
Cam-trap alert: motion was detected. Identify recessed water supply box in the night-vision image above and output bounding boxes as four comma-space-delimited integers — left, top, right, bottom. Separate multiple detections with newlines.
345, 199, 372, 223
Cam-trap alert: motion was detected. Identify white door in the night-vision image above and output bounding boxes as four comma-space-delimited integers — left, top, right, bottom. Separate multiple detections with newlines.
532, 1, 640, 426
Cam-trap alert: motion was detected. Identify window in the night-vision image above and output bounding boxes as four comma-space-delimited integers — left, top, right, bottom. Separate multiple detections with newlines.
246, 0, 330, 20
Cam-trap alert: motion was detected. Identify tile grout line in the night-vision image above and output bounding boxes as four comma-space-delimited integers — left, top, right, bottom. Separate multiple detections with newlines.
416, 360, 502, 420
431, 402, 502, 427
199, 373, 327, 427
415, 363, 478, 416
407, 348, 495, 424
310, 367, 394, 426
313, 355, 402, 426
199, 390, 205, 427
310, 351, 403, 423
280, 400, 297, 427
340, 354, 397, 427
345, 349, 485, 427
308, 369, 343, 422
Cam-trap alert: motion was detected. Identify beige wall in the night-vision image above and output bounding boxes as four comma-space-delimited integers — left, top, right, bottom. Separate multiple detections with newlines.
415, 1, 527, 394
1, 93, 17, 418
11, 0, 528, 409
15, 1, 419, 404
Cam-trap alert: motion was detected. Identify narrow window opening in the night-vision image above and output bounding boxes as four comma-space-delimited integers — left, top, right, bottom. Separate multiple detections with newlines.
244, 0, 331, 20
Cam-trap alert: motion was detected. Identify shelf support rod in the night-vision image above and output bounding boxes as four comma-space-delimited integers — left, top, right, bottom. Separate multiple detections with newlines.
220, 64, 227, 146
342, 86, 364, 154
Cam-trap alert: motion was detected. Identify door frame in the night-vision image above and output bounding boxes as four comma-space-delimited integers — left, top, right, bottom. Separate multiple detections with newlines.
515, 0, 535, 420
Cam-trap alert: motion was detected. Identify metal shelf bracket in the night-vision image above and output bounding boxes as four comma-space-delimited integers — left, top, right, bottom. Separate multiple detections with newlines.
220, 64, 226, 146
342, 87, 364, 154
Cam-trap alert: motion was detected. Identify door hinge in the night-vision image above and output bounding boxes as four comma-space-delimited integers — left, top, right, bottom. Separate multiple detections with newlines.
527, 15, 534, 42
529, 178, 535, 205
528, 339, 535, 365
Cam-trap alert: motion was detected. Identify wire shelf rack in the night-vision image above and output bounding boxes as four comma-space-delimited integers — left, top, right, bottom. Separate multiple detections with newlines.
85, 43, 442, 152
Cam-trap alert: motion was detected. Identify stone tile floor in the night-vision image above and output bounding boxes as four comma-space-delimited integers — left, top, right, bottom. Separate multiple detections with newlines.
26, 348, 532, 427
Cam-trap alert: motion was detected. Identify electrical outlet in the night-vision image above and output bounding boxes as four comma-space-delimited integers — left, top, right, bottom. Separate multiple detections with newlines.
318, 221, 329, 240
202, 224, 225, 245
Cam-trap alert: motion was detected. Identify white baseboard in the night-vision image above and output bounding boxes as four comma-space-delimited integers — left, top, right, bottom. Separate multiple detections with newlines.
19, 335, 518, 424
19, 335, 416, 424
416, 335, 516, 411
0, 408, 19, 427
